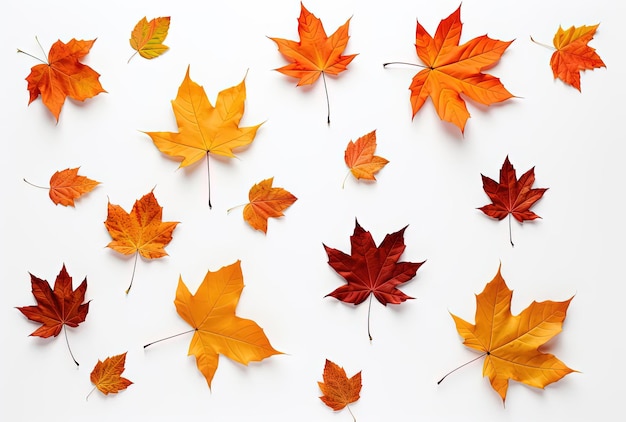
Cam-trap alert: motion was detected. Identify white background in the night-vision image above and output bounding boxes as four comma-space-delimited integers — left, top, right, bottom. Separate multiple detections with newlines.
1, 0, 624, 420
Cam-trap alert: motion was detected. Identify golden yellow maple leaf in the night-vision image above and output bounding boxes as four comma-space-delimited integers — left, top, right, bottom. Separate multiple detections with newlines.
174, 260, 281, 389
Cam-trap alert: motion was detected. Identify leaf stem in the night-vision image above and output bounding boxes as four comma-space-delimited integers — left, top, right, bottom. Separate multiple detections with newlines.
23, 178, 49, 190
322, 71, 330, 125
341, 171, 350, 189
125, 252, 139, 294
346, 404, 356, 422
127, 51, 138, 64
64, 325, 79, 367
367, 294, 373, 342
206, 152, 212, 209
437, 352, 487, 385
35, 36, 48, 62
382, 61, 427, 69
16, 49, 47, 64
529, 36, 555, 51
143, 329, 196, 348
508, 214, 514, 247
226, 204, 245, 214
86, 386, 96, 401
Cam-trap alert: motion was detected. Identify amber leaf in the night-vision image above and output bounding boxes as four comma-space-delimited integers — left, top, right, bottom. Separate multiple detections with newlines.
128, 16, 170, 62
240, 177, 297, 233
174, 260, 282, 389
343, 130, 388, 187
88, 352, 133, 398
447, 265, 575, 402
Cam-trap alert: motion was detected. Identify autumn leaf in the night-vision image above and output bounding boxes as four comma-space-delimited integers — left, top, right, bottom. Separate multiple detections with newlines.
269, 2, 357, 123
384, 5, 513, 132
165, 260, 281, 389
478, 156, 548, 247
23, 167, 100, 206
319, 359, 361, 421
128, 16, 170, 63
19, 38, 105, 121
442, 265, 575, 402
230, 177, 297, 233
531, 24, 605, 91
104, 190, 179, 293
343, 130, 388, 188
16, 264, 90, 366
87, 352, 133, 399
324, 219, 424, 340
144, 66, 262, 208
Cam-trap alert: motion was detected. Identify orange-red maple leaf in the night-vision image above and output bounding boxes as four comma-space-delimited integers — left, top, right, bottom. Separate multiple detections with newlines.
269, 2, 357, 123
144, 66, 262, 207
239, 177, 297, 233
478, 156, 548, 246
89, 352, 133, 397
104, 191, 179, 293
22, 38, 105, 121
318, 359, 361, 418
24, 167, 100, 206
324, 219, 424, 340
128, 16, 170, 62
448, 265, 575, 402
343, 130, 388, 187
543, 24, 605, 91
174, 261, 282, 389
16, 264, 89, 365
388, 5, 513, 132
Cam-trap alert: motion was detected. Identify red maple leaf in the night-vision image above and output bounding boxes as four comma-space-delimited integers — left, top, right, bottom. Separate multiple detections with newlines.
323, 219, 424, 340
478, 156, 548, 247
16, 264, 90, 365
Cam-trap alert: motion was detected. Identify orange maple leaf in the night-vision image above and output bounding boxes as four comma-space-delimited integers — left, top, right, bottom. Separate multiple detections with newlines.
174, 261, 282, 389
24, 167, 100, 207
16, 264, 89, 366
20, 38, 105, 121
343, 130, 388, 188
128, 16, 170, 63
88, 352, 133, 399
478, 156, 548, 246
445, 265, 575, 402
269, 2, 357, 123
318, 359, 361, 420
532, 24, 605, 91
104, 191, 179, 293
384, 5, 513, 132
234, 177, 298, 233
144, 66, 262, 208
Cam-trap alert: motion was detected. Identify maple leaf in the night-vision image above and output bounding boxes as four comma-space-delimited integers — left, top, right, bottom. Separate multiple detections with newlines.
343, 130, 389, 188
531, 24, 605, 91
19, 38, 105, 121
384, 5, 513, 132
318, 359, 361, 421
172, 260, 281, 389
269, 2, 357, 123
144, 66, 262, 208
478, 156, 548, 247
104, 190, 179, 293
16, 264, 90, 366
444, 265, 575, 402
23, 167, 100, 207
87, 352, 133, 399
324, 219, 424, 340
231, 177, 298, 233
128, 16, 171, 63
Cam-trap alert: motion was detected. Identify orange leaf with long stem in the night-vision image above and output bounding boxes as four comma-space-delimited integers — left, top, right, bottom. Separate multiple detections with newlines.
104, 190, 178, 293
24, 167, 100, 207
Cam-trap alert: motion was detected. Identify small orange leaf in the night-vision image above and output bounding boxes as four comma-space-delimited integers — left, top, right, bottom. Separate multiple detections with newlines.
128, 16, 170, 62
548, 24, 605, 90
89, 352, 133, 397
21, 38, 105, 121
49, 167, 100, 206
241, 178, 297, 233
343, 130, 388, 187
318, 359, 361, 418
175, 261, 282, 389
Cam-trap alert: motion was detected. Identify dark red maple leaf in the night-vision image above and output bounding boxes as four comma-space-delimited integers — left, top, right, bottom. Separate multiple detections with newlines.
478, 156, 548, 247
16, 264, 90, 365
323, 219, 424, 340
